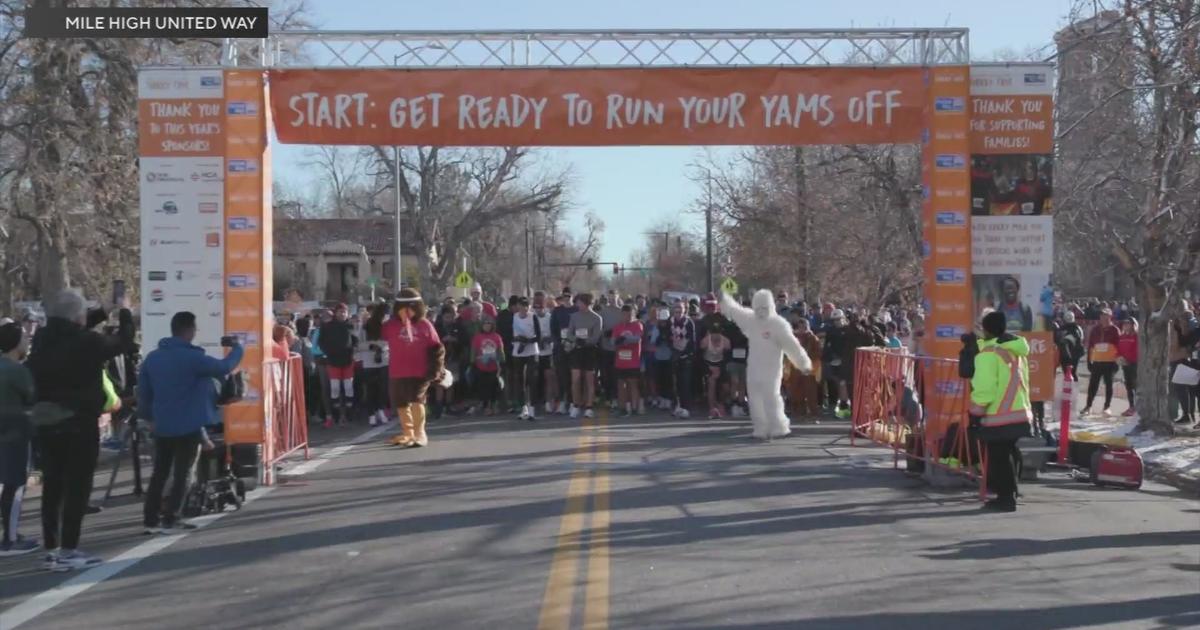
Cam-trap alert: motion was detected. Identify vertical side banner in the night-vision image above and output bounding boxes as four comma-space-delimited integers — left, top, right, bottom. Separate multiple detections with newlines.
223, 70, 272, 444
969, 64, 1056, 400
138, 68, 226, 357
922, 66, 972, 439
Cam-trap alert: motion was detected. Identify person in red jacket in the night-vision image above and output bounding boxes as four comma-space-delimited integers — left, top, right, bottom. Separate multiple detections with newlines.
1081, 309, 1121, 417
471, 318, 505, 415
382, 289, 444, 448
1117, 318, 1139, 417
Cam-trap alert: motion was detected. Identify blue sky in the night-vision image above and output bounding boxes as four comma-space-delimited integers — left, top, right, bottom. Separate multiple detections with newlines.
278, 0, 1077, 263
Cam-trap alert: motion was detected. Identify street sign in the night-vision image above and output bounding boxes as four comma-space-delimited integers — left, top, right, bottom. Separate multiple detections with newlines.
720, 277, 738, 295
367, 276, 380, 287
454, 271, 474, 289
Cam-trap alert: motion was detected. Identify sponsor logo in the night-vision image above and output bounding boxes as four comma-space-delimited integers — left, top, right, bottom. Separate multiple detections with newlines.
227, 250, 261, 260
206, 291, 223, 301
934, 379, 965, 395
935, 211, 967, 226
199, 202, 219, 214
921, 241, 931, 258
173, 293, 203, 298
157, 201, 179, 214
227, 135, 260, 146
144, 311, 167, 317
149, 238, 190, 246
174, 270, 198, 281
227, 216, 259, 231
933, 301, 968, 312
228, 307, 259, 318
922, 184, 930, 200
208, 311, 223, 319
1023, 73, 1047, 85
921, 298, 932, 313
227, 275, 259, 289
150, 289, 164, 302
190, 171, 222, 182
935, 154, 966, 169
229, 331, 260, 347
226, 101, 260, 116
206, 232, 221, 247
145, 171, 183, 183
227, 159, 258, 174
199, 75, 222, 87
935, 324, 967, 339
920, 128, 930, 144
935, 268, 967, 284
934, 96, 965, 113
228, 193, 259, 203
208, 272, 224, 281
148, 271, 167, 281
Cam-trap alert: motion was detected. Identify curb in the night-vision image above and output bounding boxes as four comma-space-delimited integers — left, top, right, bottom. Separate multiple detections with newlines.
1145, 462, 1200, 496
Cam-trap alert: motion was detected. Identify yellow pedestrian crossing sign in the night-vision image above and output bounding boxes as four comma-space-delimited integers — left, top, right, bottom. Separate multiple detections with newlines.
720, 277, 738, 295
454, 271, 474, 289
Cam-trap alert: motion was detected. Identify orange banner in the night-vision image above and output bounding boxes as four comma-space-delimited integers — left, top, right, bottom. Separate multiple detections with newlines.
1021, 332, 1056, 401
969, 95, 1053, 154
223, 69, 273, 445
268, 67, 926, 146
922, 66, 973, 361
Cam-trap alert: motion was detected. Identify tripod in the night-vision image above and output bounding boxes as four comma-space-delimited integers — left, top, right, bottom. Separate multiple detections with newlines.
102, 408, 151, 504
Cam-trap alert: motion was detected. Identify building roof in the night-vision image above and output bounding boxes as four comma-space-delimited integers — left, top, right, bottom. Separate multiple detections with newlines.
274, 217, 415, 256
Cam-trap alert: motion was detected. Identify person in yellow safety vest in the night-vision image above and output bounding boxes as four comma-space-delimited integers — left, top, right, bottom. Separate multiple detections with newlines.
969, 310, 1032, 513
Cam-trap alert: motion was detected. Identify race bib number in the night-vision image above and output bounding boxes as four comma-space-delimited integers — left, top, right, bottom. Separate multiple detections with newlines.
732, 348, 747, 359
618, 349, 634, 361
1090, 342, 1117, 363
575, 328, 589, 339
482, 347, 496, 357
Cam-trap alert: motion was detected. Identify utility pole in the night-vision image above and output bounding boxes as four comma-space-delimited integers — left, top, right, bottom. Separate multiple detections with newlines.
524, 216, 532, 296
393, 146, 403, 292
793, 146, 808, 303
705, 172, 714, 294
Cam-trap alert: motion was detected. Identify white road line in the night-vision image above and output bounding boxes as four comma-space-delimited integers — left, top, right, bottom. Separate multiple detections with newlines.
0, 424, 388, 630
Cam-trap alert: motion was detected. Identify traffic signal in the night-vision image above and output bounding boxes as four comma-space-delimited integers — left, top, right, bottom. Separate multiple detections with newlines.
613, 263, 620, 275
586, 258, 594, 271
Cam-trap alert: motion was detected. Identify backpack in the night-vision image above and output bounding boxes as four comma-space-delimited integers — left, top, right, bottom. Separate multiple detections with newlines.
216, 371, 246, 406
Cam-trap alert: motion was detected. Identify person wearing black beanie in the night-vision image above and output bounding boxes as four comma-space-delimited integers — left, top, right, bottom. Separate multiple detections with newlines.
969, 309, 1033, 513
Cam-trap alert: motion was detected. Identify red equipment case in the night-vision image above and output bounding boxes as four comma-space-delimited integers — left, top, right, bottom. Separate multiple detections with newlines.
1089, 447, 1144, 489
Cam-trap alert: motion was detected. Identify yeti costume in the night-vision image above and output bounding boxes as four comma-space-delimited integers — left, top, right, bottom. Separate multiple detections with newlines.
721, 289, 813, 439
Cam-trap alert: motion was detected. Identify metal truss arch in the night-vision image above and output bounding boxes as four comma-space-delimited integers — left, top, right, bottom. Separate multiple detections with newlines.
224, 28, 970, 68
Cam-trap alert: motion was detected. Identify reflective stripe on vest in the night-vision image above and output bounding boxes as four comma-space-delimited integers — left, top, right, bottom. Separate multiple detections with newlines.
977, 346, 1031, 427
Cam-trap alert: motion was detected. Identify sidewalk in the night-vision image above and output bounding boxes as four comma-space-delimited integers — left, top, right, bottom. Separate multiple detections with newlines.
1062, 369, 1200, 494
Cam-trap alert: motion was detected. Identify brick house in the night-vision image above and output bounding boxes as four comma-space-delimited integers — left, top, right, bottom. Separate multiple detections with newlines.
274, 217, 420, 304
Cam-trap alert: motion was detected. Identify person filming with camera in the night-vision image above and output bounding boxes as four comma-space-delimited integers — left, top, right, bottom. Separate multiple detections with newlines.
137, 312, 243, 535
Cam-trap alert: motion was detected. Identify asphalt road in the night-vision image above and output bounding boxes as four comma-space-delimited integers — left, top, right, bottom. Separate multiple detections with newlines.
1, 412, 1197, 630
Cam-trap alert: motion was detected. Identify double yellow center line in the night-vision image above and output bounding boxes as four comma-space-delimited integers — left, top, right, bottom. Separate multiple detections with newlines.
537, 411, 611, 630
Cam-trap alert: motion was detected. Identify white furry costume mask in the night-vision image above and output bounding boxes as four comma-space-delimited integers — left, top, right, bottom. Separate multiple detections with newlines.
753, 289, 773, 320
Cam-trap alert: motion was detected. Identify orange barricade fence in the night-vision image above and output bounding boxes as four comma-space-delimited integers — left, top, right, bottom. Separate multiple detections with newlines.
262, 355, 310, 485
849, 347, 987, 500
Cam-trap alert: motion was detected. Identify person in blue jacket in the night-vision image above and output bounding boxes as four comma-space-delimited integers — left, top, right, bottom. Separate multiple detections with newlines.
137, 312, 243, 534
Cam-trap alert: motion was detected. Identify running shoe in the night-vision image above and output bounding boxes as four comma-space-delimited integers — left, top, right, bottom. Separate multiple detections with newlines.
49, 549, 104, 572
583, 408, 595, 419
0, 536, 40, 556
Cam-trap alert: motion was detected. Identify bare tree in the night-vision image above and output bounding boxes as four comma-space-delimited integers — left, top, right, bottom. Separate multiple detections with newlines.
0, 0, 310, 304
1056, 1, 1199, 434
368, 146, 570, 295
700, 144, 922, 308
